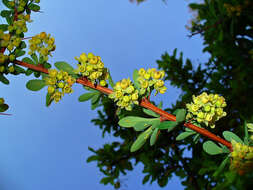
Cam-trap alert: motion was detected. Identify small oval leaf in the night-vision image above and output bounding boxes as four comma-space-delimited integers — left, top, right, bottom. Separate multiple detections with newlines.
176, 131, 196, 141
55, 61, 75, 74
223, 131, 244, 144
150, 128, 159, 146
203, 141, 224, 155
26, 79, 46, 91
78, 92, 96, 102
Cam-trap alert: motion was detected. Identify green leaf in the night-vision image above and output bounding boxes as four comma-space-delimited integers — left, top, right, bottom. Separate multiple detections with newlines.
43, 62, 51, 69
0, 104, 9, 112
142, 175, 150, 184
247, 123, 253, 132
28, 3, 40, 11
176, 109, 186, 123
143, 108, 159, 117
13, 65, 25, 74
91, 94, 101, 110
1, 10, 11, 17
86, 155, 98, 163
0, 74, 10, 85
46, 93, 53, 107
15, 50, 26, 57
223, 131, 244, 144
203, 141, 224, 155
31, 54, 38, 64
78, 92, 96, 102
91, 93, 100, 104
176, 131, 196, 141
244, 121, 249, 145
54, 61, 75, 74
26, 79, 46, 91
100, 176, 113, 185
33, 71, 41, 78
213, 156, 229, 178
130, 127, 152, 152
133, 121, 152, 131
150, 128, 159, 146
151, 119, 160, 129
193, 134, 200, 144
20, 41, 26, 49
6, 15, 13, 25
0, 24, 9, 31
132, 69, 141, 89
22, 57, 35, 65
157, 121, 178, 131
108, 71, 115, 88
24, 69, 33, 76
3, 0, 13, 9
118, 116, 156, 128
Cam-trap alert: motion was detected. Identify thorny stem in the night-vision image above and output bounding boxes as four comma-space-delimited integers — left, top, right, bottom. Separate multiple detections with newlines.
11, 59, 232, 150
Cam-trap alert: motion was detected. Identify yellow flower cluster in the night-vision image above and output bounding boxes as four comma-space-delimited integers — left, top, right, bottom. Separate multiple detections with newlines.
224, 1, 251, 17
44, 69, 76, 103
186, 92, 227, 128
74, 53, 109, 86
28, 32, 56, 62
224, 3, 242, 16
8, 0, 39, 12
137, 68, 167, 96
109, 78, 139, 111
230, 140, 253, 175
8, 14, 31, 35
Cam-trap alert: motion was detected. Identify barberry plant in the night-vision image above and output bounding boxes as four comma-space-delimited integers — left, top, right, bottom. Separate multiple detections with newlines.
1, 0, 253, 189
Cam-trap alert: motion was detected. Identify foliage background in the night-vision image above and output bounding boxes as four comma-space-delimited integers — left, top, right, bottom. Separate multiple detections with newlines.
0, 0, 211, 189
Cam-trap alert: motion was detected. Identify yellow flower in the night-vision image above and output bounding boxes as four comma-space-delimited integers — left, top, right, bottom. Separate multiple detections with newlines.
66, 76, 76, 86
144, 73, 151, 80
141, 80, 149, 89
8, 66, 15, 73
197, 112, 204, 119
57, 82, 65, 88
131, 93, 138, 101
78, 65, 86, 73
115, 91, 123, 99
53, 91, 62, 102
156, 80, 164, 87
126, 85, 135, 94
138, 68, 146, 76
123, 96, 130, 102
80, 53, 88, 62
100, 80, 107, 86
0, 66, 5, 72
153, 71, 161, 79
63, 84, 73, 94
205, 114, 212, 122
86, 65, 93, 72
45, 77, 57, 85
159, 86, 167, 94
56, 72, 63, 80
39, 32, 47, 39
120, 79, 129, 89
47, 86, 55, 94
87, 52, 94, 59
49, 69, 58, 78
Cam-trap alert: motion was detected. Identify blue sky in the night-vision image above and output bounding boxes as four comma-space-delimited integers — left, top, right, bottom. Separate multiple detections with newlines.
0, 0, 208, 189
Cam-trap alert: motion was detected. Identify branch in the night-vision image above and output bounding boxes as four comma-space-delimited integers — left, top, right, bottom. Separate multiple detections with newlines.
12, 59, 232, 150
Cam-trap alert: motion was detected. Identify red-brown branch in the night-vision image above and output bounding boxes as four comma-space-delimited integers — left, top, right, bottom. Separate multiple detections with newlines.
13, 59, 232, 150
